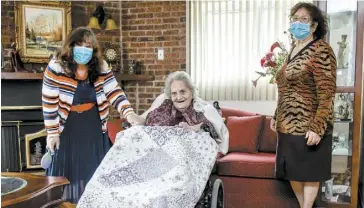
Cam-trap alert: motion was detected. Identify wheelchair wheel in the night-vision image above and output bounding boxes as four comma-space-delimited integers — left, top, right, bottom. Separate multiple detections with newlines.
210, 179, 224, 208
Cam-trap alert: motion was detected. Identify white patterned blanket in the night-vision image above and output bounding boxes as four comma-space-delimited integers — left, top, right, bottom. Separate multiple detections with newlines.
77, 126, 219, 208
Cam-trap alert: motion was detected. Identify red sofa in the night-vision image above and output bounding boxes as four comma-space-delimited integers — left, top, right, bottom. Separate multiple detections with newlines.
217, 107, 300, 208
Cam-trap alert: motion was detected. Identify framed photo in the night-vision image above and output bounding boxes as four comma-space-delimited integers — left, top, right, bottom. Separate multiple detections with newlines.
25, 129, 47, 169
15, 1, 71, 63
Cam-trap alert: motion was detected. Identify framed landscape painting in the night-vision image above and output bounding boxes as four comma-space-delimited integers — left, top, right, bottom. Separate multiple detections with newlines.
15, 1, 71, 63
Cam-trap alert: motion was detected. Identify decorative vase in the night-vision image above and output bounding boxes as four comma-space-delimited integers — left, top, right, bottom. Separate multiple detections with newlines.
128, 60, 135, 74
135, 61, 142, 75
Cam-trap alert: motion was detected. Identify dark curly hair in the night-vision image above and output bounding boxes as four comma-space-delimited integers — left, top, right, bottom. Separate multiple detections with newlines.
290, 2, 328, 40
55, 27, 104, 83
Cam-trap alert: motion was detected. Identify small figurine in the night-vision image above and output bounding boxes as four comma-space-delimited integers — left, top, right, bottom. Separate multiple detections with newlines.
335, 93, 351, 120
324, 178, 334, 200
337, 34, 348, 69
128, 60, 136, 74
135, 61, 142, 75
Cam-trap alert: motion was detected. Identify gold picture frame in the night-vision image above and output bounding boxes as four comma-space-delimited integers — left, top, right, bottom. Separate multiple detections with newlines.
25, 128, 47, 169
15, 1, 71, 64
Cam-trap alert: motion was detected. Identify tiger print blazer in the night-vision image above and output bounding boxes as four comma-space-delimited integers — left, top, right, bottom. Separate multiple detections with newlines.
274, 39, 337, 137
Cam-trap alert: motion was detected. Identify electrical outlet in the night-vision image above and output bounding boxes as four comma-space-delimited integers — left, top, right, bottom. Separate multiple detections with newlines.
158, 48, 164, 60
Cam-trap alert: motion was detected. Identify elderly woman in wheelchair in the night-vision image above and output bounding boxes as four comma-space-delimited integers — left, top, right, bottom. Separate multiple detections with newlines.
77, 71, 228, 208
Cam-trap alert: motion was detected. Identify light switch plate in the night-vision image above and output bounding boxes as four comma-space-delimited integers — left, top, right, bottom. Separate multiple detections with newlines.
158, 48, 164, 60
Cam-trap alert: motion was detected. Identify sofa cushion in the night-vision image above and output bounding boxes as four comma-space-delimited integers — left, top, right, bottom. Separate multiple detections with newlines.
107, 119, 123, 144
217, 152, 276, 179
258, 116, 278, 153
221, 107, 257, 118
227, 115, 265, 153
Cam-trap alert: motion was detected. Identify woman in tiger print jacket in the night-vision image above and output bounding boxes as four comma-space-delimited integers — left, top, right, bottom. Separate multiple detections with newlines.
271, 3, 336, 208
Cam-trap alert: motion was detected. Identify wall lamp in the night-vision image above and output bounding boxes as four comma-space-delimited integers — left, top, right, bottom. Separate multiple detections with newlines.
87, 5, 118, 31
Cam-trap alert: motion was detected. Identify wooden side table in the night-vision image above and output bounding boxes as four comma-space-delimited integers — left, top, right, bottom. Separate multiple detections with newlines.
1, 172, 69, 208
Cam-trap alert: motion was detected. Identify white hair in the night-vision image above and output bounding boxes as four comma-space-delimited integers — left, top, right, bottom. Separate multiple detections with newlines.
163, 71, 196, 99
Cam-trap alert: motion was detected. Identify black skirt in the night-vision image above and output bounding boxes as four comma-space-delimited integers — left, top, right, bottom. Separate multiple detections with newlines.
46, 106, 111, 204
275, 132, 332, 182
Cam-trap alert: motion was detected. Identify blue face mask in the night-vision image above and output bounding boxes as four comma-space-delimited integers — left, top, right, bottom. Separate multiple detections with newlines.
73, 46, 93, 65
289, 22, 311, 40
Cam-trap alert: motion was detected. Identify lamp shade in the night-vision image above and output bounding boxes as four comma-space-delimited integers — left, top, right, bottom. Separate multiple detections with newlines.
105, 18, 118, 31
87, 16, 101, 29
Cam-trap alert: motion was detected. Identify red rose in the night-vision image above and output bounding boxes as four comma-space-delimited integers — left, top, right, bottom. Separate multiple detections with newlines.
265, 52, 274, 61
260, 57, 266, 67
270, 42, 281, 52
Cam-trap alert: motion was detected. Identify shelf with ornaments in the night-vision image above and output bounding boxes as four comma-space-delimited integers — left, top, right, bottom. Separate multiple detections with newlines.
316, 1, 363, 207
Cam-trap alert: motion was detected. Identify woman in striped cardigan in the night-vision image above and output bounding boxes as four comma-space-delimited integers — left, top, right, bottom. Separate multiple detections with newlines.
42, 27, 144, 203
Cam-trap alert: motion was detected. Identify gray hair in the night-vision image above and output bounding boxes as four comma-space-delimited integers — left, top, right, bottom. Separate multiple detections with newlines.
163, 71, 196, 99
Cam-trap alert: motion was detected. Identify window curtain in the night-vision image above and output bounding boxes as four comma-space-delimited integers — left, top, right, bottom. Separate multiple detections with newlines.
188, 0, 312, 101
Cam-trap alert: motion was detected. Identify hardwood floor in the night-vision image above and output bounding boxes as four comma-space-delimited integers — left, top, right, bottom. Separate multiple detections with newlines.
58, 202, 77, 208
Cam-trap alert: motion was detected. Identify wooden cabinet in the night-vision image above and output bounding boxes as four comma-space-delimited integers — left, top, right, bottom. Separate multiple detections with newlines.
315, 1, 364, 207
1, 172, 69, 208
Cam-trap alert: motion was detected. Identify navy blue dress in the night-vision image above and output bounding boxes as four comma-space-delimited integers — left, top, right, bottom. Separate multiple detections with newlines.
47, 79, 111, 203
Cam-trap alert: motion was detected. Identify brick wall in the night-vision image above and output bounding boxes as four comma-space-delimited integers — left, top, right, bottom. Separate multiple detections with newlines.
1, 1, 16, 70
1, 1, 187, 116
121, 1, 186, 114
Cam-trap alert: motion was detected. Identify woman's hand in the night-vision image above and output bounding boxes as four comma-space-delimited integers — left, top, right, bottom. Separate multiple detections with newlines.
179, 122, 202, 132
126, 113, 145, 126
270, 119, 277, 132
305, 131, 321, 146
46, 135, 60, 153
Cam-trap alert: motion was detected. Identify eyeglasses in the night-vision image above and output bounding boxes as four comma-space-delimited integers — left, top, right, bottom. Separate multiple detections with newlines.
290, 16, 311, 24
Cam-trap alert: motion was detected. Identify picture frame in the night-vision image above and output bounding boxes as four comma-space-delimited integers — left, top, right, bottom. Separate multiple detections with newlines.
15, 1, 71, 64
25, 128, 47, 169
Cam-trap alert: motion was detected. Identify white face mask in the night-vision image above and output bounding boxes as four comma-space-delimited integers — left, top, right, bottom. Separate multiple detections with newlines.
73, 46, 93, 65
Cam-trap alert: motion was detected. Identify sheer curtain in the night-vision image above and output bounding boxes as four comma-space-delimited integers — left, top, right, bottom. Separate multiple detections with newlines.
188, 0, 311, 101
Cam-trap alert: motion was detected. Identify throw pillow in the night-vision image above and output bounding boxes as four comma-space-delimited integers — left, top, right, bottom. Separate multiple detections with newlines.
258, 116, 278, 153
227, 115, 265, 153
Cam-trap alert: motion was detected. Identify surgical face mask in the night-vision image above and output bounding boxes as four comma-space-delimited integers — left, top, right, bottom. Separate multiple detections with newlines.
289, 22, 311, 40
73, 46, 93, 65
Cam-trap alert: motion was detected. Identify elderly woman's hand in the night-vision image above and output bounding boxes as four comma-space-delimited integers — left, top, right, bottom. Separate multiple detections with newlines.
125, 113, 145, 126
305, 131, 321, 146
179, 122, 202, 132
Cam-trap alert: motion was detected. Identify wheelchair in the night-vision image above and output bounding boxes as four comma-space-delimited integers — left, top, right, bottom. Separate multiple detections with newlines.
195, 165, 224, 208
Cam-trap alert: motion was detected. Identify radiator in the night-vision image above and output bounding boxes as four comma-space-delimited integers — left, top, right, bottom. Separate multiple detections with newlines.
1, 123, 21, 172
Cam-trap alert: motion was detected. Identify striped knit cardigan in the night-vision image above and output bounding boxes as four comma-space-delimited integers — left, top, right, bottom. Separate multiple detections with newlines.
42, 59, 134, 136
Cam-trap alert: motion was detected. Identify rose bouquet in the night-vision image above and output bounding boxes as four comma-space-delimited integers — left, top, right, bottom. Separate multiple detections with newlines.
252, 41, 288, 87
